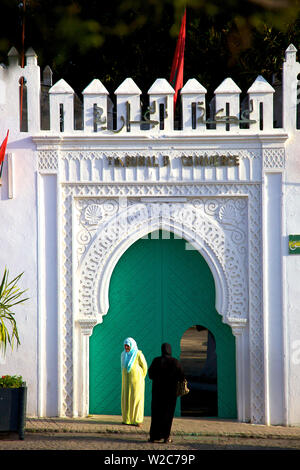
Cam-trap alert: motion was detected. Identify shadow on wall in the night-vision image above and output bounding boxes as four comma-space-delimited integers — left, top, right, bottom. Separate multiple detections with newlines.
180, 325, 218, 417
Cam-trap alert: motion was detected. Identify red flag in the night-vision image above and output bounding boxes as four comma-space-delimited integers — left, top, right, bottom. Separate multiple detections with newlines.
0, 130, 9, 166
170, 9, 186, 108
0, 130, 9, 177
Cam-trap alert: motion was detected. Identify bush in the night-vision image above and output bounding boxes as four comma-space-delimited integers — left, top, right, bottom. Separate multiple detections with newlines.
0, 374, 25, 388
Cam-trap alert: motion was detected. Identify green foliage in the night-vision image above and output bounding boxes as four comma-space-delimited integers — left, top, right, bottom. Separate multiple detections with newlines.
0, 374, 25, 388
0, 268, 29, 354
1, 1, 300, 94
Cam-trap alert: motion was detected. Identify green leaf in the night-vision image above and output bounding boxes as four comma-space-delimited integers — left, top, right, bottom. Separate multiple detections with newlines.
0, 267, 29, 354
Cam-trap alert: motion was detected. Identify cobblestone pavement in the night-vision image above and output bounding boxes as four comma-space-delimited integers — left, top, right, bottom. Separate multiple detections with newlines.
1, 416, 300, 453
1, 431, 300, 451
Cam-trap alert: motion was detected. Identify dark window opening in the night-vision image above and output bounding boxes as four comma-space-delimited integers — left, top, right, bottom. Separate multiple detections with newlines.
19, 77, 28, 132
225, 102, 230, 131
159, 103, 165, 130
259, 102, 264, 130
126, 101, 131, 132
180, 325, 217, 417
93, 103, 98, 132
59, 103, 64, 132
191, 102, 197, 129
297, 73, 300, 129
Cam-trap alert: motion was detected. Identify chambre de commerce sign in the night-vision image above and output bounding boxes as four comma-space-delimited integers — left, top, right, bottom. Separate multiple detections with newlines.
106, 153, 240, 168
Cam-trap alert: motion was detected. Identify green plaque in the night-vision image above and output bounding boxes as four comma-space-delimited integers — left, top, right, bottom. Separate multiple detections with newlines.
289, 235, 300, 254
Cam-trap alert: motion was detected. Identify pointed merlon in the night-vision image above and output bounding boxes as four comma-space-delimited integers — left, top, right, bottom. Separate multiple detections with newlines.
148, 78, 174, 94
42, 66, 53, 87
247, 75, 275, 93
49, 78, 74, 94
286, 44, 297, 53
25, 47, 37, 58
7, 47, 19, 65
8, 47, 19, 58
214, 77, 241, 94
82, 78, 109, 95
115, 78, 142, 95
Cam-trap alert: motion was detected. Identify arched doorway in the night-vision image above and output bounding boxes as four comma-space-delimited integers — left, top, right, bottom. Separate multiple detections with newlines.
89, 230, 237, 418
180, 326, 218, 417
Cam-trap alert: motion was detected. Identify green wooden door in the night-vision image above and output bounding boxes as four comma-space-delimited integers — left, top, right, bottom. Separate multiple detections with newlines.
89, 231, 237, 418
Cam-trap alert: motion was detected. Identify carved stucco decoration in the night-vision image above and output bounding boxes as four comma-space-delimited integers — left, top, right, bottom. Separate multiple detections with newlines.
48, 165, 263, 422
37, 147, 286, 180
263, 148, 285, 169
34, 126, 288, 425
56, 183, 264, 423
76, 197, 248, 327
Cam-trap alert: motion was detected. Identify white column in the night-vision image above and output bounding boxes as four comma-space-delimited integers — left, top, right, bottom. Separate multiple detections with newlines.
74, 319, 97, 417
37, 174, 58, 416
230, 320, 250, 422
263, 172, 285, 424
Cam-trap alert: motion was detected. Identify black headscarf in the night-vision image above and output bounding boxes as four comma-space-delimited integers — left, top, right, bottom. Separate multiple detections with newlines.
161, 343, 172, 357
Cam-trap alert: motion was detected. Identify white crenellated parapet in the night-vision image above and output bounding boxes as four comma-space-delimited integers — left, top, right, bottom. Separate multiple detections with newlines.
248, 76, 275, 132
7, 46, 20, 67
82, 79, 109, 133
49, 78, 74, 133
214, 78, 241, 132
114, 78, 142, 133
148, 79, 175, 132
2, 44, 300, 136
180, 78, 207, 131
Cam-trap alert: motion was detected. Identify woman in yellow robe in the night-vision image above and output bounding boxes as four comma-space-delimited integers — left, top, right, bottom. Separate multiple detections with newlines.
121, 337, 147, 426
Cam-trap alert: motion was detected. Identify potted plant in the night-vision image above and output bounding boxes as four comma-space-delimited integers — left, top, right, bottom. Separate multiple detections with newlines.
0, 268, 29, 440
0, 374, 27, 439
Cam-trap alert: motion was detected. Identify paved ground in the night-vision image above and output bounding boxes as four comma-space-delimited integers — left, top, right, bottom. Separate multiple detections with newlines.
1, 415, 300, 453
2, 330, 300, 454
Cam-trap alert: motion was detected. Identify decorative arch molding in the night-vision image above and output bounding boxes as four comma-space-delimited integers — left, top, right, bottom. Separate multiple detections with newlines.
96, 220, 228, 326
77, 199, 247, 331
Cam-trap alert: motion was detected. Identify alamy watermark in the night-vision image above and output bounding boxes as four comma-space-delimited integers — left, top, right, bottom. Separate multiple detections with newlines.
114, 196, 198, 250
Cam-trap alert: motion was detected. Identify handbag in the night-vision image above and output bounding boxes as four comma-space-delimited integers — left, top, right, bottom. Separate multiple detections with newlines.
176, 378, 189, 397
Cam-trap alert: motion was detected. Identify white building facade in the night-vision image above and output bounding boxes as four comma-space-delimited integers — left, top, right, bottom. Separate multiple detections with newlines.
0, 45, 300, 425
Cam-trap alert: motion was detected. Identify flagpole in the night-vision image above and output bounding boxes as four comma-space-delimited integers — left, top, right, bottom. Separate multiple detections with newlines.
20, 0, 26, 129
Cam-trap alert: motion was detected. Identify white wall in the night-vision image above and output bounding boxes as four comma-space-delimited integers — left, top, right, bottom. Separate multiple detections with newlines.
284, 136, 300, 425
0, 144, 38, 416
263, 172, 285, 424
0, 45, 300, 424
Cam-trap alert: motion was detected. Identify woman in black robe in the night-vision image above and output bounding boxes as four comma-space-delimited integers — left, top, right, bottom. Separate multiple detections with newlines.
148, 343, 185, 443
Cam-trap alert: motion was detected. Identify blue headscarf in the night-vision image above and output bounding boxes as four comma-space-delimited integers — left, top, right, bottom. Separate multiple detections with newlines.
121, 337, 138, 372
